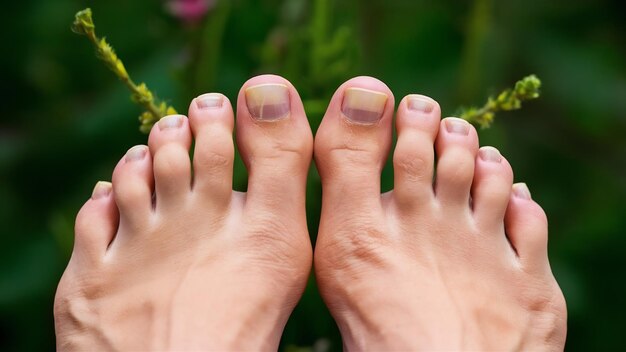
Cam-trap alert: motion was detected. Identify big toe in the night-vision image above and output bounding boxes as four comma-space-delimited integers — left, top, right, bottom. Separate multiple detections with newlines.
314, 76, 395, 214
235, 75, 313, 236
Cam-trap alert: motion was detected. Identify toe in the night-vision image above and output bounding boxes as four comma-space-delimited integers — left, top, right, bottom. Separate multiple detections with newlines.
188, 93, 234, 205
148, 115, 193, 208
112, 145, 154, 230
434, 117, 479, 207
505, 183, 550, 270
393, 94, 440, 208
314, 76, 395, 211
236, 75, 313, 222
471, 146, 514, 230
74, 181, 118, 258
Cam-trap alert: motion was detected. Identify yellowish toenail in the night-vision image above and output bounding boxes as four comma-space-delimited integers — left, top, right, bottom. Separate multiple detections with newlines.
479, 146, 502, 163
342, 87, 388, 124
512, 182, 532, 200
196, 93, 223, 109
407, 95, 434, 113
444, 118, 470, 135
158, 114, 184, 130
245, 83, 290, 121
125, 145, 148, 162
91, 181, 112, 200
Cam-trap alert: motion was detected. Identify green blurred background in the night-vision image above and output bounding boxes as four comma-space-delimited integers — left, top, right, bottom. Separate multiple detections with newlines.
1, 0, 625, 350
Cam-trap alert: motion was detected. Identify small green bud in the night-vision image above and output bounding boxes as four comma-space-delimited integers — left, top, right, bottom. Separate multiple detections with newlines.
132, 83, 154, 105
460, 75, 542, 128
71, 8, 95, 36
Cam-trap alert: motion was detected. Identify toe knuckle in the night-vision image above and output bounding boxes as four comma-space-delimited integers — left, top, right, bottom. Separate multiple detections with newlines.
394, 152, 431, 181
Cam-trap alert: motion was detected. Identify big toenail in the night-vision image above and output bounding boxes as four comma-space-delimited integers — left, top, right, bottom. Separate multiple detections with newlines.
445, 118, 470, 135
245, 83, 290, 121
512, 183, 532, 200
126, 145, 148, 162
407, 96, 434, 113
196, 93, 223, 109
158, 115, 184, 130
479, 147, 502, 162
91, 181, 112, 200
342, 87, 388, 124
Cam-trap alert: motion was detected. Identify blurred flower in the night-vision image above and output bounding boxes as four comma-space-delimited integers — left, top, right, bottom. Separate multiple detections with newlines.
166, 0, 216, 23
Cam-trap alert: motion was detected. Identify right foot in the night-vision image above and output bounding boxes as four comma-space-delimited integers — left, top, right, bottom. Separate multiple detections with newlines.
313, 77, 567, 350
54, 75, 313, 350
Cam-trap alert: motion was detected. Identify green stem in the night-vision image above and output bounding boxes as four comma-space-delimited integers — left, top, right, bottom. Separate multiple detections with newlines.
83, 27, 163, 121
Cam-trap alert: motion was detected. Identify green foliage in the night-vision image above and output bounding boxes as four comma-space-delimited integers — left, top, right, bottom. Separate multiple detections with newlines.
460, 75, 542, 128
72, 8, 176, 133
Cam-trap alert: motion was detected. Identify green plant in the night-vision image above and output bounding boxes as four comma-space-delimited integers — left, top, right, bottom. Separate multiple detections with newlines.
460, 75, 542, 128
72, 8, 177, 133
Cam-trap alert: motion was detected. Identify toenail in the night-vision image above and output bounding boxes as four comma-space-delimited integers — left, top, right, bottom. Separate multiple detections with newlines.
158, 115, 184, 130
245, 83, 290, 121
444, 118, 470, 135
407, 95, 434, 113
91, 181, 112, 200
196, 93, 223, 109
126, 145, 148, 162
512, 183, 532, 200
479, 147, 502, 163
342, 87, 388, 124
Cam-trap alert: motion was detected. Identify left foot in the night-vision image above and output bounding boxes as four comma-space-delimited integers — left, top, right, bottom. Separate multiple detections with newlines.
313, 77, 567, 351
54, 75, 313, 350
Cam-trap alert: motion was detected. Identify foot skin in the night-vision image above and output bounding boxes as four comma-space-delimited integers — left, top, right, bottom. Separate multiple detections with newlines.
314, 77, 567, 350
54, 75, 313, 350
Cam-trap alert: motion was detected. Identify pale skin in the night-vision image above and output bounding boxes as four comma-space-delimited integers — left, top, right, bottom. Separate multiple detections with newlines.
54, 75, 567, 351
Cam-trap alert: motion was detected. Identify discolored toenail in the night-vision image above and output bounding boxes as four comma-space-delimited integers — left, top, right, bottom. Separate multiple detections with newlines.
341, 87, 388, 124
125, 145, 148, 162
479, 146, 502, 163
158, 115, 184, 130
196, 93, 223, 109
407, 95, 434, 113
512, 182, 532, 200
444, 118, 470, 135
91, 181, 112, 200
245, 83, 290, 121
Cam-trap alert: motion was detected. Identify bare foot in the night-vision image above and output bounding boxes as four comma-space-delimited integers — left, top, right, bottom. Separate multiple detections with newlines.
313, 77, 567, 350
54, 75, 313, 350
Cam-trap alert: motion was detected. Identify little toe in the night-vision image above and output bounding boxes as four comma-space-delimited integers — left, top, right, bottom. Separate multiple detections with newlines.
111, 145, 154, 230
148, 114, 193, 208
74, 181, 118, 259
393, 94, 441, 208
188, 93, 235, 205
314, 76, 395, 211
434, 117, 479, 207
505, 183, 550, 270
471, 146, 514, 230
236, 75, 313, 224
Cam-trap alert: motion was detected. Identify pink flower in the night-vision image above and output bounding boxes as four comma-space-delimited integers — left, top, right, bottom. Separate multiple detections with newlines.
166, 0, 215, 23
